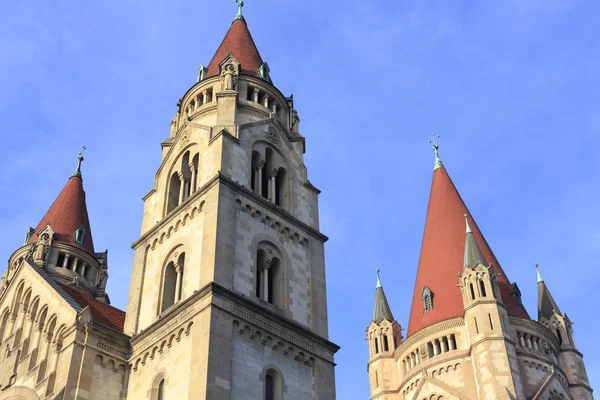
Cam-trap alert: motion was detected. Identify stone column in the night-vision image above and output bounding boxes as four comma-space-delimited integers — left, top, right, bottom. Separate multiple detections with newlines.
433, 340, 440, 356
14, 304, 26, 345
178, 172, 186, 205
174, 263, 183, 303
263, 94, 270, 109
268, 169, 279, 203
447, 335, 455, 350
23, 313, 35, 354
262, 260, 271, 302
71, 258, 79, 272
256, 160, 265, 196
271, 103, 277, 115
50, 344, 60, 374
533, 337, 539, 351
190, 163, 197, 194
252, 88, 259, 103
80, 263, 87, 279
525, 334, 532, 349
441, 338, 449, 352
62, 253, 70, 268
202, 90, 208, 104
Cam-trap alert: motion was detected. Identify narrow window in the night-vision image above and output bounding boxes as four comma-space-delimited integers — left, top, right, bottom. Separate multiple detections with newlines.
422, 286, 434, 313
479, 280, 487, 297
265, 374, 274, 400
256, 249, 266, 299
383, 335, 389, 352
267, 266, 274, 304
275, 168, 287, 209
556, 329, 563, 345
375, 338, 379, 354
251, 151, 261, 194
474, 317, 479, 334
157, 379, 165, 400
469, 283, 476, 300
167, 172, 181, 213
161, 262, 177, 312
488, 313, 494, 330
375, 370, 379, 387
56, 253, 65, 268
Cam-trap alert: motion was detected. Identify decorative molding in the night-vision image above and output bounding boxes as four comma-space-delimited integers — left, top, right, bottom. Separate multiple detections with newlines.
234, 307, 315, 352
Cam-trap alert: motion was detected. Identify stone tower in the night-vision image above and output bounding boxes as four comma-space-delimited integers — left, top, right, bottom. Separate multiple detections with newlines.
123, 6, 339, 400
366, 148, 594, 399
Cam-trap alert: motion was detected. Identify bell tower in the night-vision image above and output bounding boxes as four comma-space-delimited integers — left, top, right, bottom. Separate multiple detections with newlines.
123, 4, 339, 399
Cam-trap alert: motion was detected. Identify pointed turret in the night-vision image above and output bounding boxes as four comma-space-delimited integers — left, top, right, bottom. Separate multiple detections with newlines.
463, 214, 488, 269
407, 153, 529, 337
536, 264, 562, 320
372, 269, 394, 324
205, 9, 265, 80
28, 150, 95, 254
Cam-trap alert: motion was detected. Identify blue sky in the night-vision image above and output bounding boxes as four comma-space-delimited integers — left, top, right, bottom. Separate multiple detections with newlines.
1, 0, 599, 398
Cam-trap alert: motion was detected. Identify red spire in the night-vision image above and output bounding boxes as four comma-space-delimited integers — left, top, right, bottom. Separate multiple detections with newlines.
29, 175, 95, 254
206, 18, 264, 79
407, 166, 529, 337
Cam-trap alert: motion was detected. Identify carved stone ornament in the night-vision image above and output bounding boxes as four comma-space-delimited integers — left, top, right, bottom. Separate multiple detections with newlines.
420, 345, 428, 359
266, 126, 279, 143
179, 129, 190, 149
543, 341, 550, 355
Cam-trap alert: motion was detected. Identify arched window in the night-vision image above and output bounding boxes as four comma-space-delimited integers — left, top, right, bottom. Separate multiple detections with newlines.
479, 280, 487, 297
157, 379, 165, 400
265, 374, 274, 400
161, 253, 184, 313
375, 337, 379, 354
383, 335, 389, 352
469, 283, 475, 300
262, 148, 273, 199
0, 311, 9, 344
422, 286, 433, 313
256, 245, 284, 308
167, 172, 181, 213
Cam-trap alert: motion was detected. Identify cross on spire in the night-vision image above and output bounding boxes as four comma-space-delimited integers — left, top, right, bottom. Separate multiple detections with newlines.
235, 0, 245, 20
72, 146, 86, 179
376, 269, 382, 288
429, 133, 443, 170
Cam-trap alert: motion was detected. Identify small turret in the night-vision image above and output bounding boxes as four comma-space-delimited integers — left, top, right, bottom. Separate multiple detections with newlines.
536, 264, 593, 399
366, 270, 402, 396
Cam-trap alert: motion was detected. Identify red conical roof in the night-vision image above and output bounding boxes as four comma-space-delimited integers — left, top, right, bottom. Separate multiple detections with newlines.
407, 166, 529, 337
206, 18, 264, 79
29, 175, 95, 254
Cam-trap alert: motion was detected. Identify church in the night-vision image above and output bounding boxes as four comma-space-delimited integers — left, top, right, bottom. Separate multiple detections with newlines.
0, 3, 595, 400
0, 4, 338, 400
366, 145, 595, 399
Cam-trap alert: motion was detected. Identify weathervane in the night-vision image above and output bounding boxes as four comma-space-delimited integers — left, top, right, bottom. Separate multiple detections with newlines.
235, 0, 244, 20
429, 133, 443, 170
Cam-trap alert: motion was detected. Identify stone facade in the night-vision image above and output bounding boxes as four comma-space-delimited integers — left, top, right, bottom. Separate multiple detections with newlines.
0, 10, 338, 400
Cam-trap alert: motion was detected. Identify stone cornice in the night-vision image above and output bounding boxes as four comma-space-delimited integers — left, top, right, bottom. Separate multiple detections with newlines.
219, 172, 328, 242
398, 317, 464, 355
129, 281, 339, 357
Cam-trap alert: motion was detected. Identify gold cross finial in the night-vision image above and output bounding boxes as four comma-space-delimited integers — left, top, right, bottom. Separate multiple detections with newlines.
72, 146, 86, 179
429, 133, 443, 170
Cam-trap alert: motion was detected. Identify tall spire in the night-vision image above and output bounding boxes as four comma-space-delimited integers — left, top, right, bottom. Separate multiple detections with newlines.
205, 7, 265, 80
28, 151, 95, 254
463, 213, 488, 269
372, 269, 394, 323
407, 163, 529, 337
537, 264, 562, 320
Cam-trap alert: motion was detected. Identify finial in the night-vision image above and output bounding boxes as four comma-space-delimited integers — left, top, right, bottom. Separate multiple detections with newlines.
71, 146, 86, 178
235, 0, 245, 20
376, 269, 382, 288
464, 213, 472, 234
429, 133, 443, 170
535, 263, 543, 282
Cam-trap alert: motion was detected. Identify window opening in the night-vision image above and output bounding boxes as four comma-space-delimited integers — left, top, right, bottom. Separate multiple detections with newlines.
157, 379, 165, 400
75, 225, 86, 245
556, 329, 563, 345
265, 374, 274, 400
469, 283, 475, 300
375, 338, 379, 354
479, 280, 487, 297
383, 335, 389, 352
474, 317, 479, 334
488, 313, 494, 330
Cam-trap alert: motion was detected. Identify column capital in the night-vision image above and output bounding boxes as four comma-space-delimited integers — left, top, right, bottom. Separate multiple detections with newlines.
269, 168, 279, 178
256, 160, 265, 169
